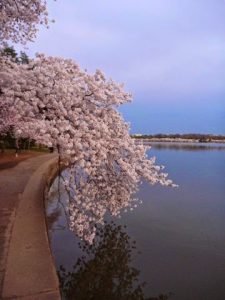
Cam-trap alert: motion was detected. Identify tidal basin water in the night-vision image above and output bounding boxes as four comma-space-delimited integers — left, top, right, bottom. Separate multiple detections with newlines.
46, 143, 225, 300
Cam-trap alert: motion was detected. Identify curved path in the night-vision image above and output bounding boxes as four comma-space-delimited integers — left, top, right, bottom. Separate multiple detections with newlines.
0, 153, 61, 299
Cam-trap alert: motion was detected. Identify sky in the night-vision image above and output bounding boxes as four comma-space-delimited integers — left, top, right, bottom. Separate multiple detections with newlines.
19, 0, 225, 134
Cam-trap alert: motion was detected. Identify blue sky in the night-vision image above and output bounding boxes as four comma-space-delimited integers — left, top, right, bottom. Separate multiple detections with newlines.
20, 0, 225, 134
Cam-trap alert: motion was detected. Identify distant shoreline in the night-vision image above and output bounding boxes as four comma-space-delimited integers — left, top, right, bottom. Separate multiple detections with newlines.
131, 134, 225, 144
133, 138, 225, 144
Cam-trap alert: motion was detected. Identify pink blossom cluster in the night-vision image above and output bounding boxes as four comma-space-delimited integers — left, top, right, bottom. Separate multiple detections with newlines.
0, 60, 18, 132
0, 54, 175, 243
0, 0, 49, 46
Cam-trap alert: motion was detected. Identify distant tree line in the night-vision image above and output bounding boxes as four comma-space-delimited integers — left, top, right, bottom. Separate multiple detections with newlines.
131, 134, 225, 142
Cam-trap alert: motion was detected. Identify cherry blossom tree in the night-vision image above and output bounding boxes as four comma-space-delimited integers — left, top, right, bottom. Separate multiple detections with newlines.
0, 58, 17, 133
0, 47, 29, 134
0, 0, 176, 243
0, 100, 15, 134
0, 0, 49, 46
0, 54, 175, 243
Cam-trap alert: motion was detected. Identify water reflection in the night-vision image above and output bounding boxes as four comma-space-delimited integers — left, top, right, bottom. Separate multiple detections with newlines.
46, 209, 61, 230
46, 180, 69, 231
58, 221, 171, 300
47, 145, 225, 300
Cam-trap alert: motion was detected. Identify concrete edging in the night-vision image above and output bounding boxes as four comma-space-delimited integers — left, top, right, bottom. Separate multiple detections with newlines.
2, 156, 61, 300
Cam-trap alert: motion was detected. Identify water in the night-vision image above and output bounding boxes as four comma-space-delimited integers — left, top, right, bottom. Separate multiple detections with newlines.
46, 143, 225, 300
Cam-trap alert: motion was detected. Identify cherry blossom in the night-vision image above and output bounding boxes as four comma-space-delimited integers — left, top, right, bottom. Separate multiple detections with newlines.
0, 54, 175, 243
0, 0, 49, 46
0, 58, 18, 133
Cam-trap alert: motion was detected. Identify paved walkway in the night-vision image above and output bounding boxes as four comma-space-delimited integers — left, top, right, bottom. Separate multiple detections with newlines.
0, 153, 60, 299
0, 152, 44, 171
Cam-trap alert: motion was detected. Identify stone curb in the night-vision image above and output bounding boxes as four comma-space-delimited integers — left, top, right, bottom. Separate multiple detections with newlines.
2, 156, 61, 300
